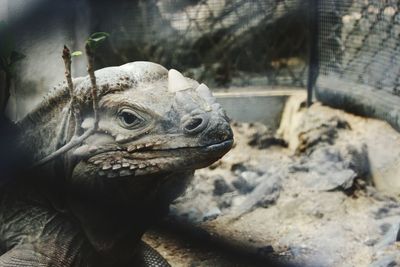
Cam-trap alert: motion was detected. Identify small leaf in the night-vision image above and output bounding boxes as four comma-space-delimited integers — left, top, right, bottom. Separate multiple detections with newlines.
91, 36, 107, 43
71, 51, 82, 57
86, 32, 109, 50
89, 32, 110, 40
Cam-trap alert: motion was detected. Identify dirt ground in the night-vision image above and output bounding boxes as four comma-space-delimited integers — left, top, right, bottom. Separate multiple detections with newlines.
146, 95, 400, 267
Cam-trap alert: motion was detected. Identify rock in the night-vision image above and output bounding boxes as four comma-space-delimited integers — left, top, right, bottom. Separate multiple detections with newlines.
231, 173, 281, 216
364, 238, 379, 246
216, 194, 233, 209
280, 97, 371, 193
213, 176, 234, 196
247, 122, 287, 149
293, 144, 369, 191
202, 207, 221, 222
375, 223, 400, 250
374, 202, 400, 220
251, 136, 287, 149
280, 96, 400, 196
306, 167, 357, 192
369, 255, 397, 267
231, 195, 246, 207
169, 206, 202, 223
231, 164, 265, 194
257, 245, 275, 256
230, 163, 247, 173
295, 116, 350, 154
232, 176, 255, 194
380, 223, 392, 235
241, 171, 261, 182
232, 169, 264, 194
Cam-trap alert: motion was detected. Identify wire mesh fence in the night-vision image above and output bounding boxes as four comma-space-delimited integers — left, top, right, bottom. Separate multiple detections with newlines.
93, 0, 310, 88
6, 0, 400, 130
316, 0, 400, 131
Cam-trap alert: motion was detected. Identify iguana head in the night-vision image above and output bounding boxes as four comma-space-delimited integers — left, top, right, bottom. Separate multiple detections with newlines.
68, 62, 233, 181
17, 61, 233, 255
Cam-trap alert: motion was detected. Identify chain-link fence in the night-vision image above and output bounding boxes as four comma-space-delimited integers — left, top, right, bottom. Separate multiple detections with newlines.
5, 0, 400, 130
91, 0, 310, 88
316, 0, 400, 131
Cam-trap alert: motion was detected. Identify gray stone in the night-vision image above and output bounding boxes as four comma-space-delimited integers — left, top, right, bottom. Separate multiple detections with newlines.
231, 173, 281, 217
296, 144, 369, 191
375, 223, 400, 250
232, 176, 255, 194
396, 224, 400, 242
213, 177, 234, 196
369, 255, 397, 267
202, 207, 221, 222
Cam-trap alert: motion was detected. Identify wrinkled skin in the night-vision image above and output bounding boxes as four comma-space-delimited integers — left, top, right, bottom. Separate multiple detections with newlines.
0, 62, 233, 266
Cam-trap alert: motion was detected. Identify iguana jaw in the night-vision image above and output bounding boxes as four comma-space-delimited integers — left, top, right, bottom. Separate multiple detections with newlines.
75, 137, 233, 179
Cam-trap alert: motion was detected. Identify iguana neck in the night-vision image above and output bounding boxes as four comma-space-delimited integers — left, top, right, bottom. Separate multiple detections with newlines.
17, 87, 72, 163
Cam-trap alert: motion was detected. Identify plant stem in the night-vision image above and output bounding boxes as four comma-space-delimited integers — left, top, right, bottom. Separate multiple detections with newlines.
62, 45, 82, 135
85, 43, 99, 130
32, 41, 104, 168
33, 128, 95, 168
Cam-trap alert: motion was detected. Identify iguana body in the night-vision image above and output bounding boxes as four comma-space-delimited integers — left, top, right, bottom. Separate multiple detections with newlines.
0, 62, 233, 266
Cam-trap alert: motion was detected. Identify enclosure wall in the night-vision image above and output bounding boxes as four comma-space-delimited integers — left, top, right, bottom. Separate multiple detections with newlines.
316, 0, 400, 131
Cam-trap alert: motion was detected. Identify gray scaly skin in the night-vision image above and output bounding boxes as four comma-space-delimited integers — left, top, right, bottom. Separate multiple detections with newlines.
0, 62, 233, 266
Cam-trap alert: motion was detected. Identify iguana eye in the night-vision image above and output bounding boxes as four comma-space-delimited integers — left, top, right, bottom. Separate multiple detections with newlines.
118, 109, 144, 129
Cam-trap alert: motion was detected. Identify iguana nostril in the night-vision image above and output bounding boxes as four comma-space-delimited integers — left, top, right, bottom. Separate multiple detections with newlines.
186, 118, 202, 130
183, 114, 209, 135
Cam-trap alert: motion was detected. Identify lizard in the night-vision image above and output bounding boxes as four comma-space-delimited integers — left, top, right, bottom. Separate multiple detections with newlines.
0, 61, 233, 266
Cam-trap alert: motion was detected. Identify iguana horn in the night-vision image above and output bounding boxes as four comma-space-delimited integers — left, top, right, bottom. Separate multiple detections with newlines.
196, 83, 216, 104
168, 69, 191, 92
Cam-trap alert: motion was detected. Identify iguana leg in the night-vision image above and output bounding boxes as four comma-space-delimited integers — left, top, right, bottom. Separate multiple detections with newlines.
0, 189, 169, 266
0, 245, 47, 267
0, 240, 91, 267
0, 238, 170, 267
0, 212, 95, 267
0, 237, 93, 267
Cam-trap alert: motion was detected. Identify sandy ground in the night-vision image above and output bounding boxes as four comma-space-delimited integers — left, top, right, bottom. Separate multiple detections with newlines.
153, 96, 400, 267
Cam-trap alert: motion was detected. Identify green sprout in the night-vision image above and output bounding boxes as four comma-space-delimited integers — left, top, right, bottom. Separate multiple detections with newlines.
71, 51, 82, 57
86, 32, 110, 51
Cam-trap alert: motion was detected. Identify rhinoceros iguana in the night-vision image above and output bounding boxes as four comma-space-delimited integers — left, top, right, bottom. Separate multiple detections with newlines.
0, 61, 233, 266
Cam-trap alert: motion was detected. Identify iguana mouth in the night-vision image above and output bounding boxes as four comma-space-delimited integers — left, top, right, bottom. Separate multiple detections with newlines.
203, 139, 233, 152
84, 139, 233, 178
127, 138, 234, 153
